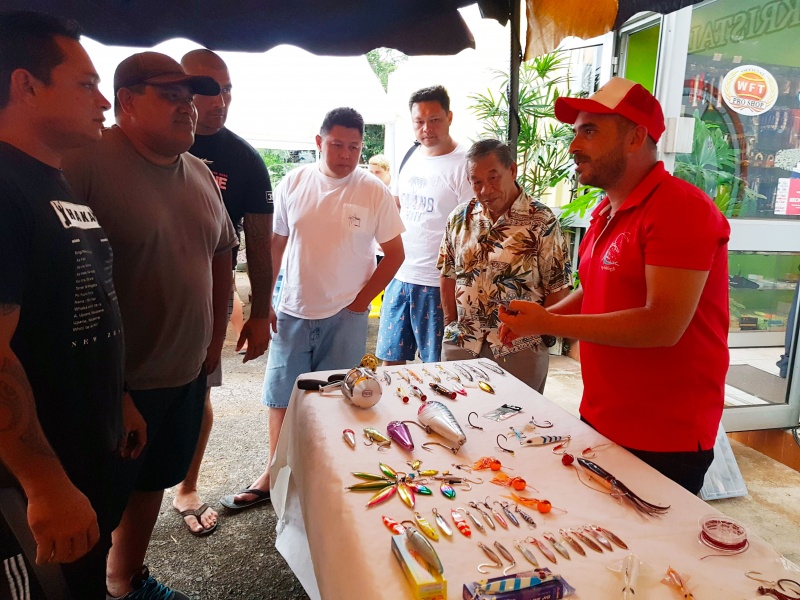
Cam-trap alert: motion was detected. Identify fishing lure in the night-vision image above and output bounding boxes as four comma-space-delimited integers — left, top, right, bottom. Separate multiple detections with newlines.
514, 540, 539, 567
366, 484, 397, 507
528, 536, 557, 564
397, 478, 415, 508
346, 480, 395, 491
591, 525, 628, 549
417, 401, 467, 447
477, 542, 503, 573
473, 456, 504, 471
483, 499, 507, 529
542, 532, 570, 560
453, 363, 473, 382
491, 473, 531, 492
608, 553, 642, 600
558, 528, 585, 556
421, 367, 441, 383
396, 370, 410, 384
504, 492, 555, 514
514, 505, 537, 528
478, 380, 495, 394
662, 566, 694, 599
466, 363, 489, 380
569, 527, 602, 553
509, 426, 526, 443
381, 370, 391, 386
342, 429, 356, 449
363, 427, 391, 449
382, 515, 406, 535
401, 522, 443, 575
432, 508, 452, 536
451, 508, 471, 537
461, 507, 485, 533
583, 525, 613, 551
577, 458, 670, 516
437, 364, 461, 382
496, 501, 519, 527
409, 385, 427, 401
439, 479, 456, 499
478, 359, 505, 374
493, 541, 516, 575
413, 511, 438, 541
407, 483, 432, 496
406, 368, 423, 383
523, 434, 569, 447
386, 421, 415, 451
351, 471, 392, 481
394, 386, 409, 403
468, 501, 495, 530
428, 382, 456, 400
379, 463, 397, 479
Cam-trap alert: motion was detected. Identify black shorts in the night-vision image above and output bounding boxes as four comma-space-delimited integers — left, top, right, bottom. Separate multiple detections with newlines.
128, 370, 207, 492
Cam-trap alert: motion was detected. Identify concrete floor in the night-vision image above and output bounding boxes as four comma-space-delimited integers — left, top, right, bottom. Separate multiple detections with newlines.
545, 355, 800, 565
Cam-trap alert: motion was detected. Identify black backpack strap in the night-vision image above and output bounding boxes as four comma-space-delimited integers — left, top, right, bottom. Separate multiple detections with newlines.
398, 141, 421, 174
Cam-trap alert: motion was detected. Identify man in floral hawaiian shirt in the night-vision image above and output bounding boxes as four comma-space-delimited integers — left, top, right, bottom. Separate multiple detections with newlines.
437, 139, 572, 392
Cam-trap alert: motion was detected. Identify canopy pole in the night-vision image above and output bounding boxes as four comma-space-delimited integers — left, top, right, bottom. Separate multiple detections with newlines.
507, 0, 521, 155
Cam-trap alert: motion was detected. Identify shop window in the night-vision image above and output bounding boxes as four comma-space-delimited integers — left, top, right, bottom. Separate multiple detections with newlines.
678, 0, 800, 220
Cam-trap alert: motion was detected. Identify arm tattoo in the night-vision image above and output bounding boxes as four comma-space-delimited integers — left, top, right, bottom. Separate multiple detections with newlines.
0, 357, 57, 458
243, 213, 274, 319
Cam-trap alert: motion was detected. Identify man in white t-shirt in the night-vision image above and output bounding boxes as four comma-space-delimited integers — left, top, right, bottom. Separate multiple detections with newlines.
221, 107, 404, 510
376, 85, 473, 365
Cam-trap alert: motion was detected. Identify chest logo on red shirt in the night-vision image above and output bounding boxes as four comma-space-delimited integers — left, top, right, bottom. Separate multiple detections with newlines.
602, 233, 629, 272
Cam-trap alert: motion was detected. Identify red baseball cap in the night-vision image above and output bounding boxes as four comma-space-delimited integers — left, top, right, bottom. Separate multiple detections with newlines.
555, 77, 665, 143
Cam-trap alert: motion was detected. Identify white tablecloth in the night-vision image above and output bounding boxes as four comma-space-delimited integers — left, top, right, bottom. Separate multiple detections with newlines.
271, 359, 796, 599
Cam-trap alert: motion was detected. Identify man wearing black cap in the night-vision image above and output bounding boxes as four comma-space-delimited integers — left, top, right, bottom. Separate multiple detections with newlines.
499, 77, 730, 494
63, 52, 237, 599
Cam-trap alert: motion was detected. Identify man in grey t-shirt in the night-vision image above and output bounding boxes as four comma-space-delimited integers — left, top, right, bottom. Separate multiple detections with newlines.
63, 52, 236, 600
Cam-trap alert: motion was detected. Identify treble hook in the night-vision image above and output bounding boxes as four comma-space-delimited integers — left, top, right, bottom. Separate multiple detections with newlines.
496, 433, 515, 455
529, 416, 553, 428
422, 441, 460, 454
467, 411, 484, 430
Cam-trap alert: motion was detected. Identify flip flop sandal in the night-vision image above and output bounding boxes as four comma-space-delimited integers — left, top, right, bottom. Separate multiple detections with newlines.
177, 503, 218, 537
219, 488, 270, 510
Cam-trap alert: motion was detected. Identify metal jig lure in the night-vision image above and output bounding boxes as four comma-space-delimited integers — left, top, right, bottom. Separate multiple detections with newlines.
569, 527, 603, 553
496, 501, 520, 527
468, 501, 496, 530
458, 506, 485, 533
514, 540, 539, 567
558, 528, 585, 556
591, 525, 627, 549
528, 536, 557, 564
477, 542, 503, 573
478, 380, 495, 394
413, 511, 438, 540
494, 541, 516, 575
583, 525, 613, 551
542, 532, 571, 560
342, 429, 356, 449
514, 505, 537, 528
432, 508, 453, 536
483, 498, 507, 529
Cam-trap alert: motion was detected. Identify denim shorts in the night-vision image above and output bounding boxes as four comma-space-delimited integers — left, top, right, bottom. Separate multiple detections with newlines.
376, 279, 444, 363
261, 307, 369, 409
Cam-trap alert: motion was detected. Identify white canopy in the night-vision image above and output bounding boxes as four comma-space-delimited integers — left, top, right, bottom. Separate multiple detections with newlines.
82, 38, 393, 150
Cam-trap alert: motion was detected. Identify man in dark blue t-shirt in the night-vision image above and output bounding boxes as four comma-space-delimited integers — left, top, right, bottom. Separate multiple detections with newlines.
0, 11, 144, 599
175, 50, 275, 527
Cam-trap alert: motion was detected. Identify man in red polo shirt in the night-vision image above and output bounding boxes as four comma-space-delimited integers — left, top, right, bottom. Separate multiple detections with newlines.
498, 77, 730, 494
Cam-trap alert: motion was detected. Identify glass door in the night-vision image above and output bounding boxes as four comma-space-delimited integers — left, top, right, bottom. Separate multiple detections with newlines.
654, 0, 800, 431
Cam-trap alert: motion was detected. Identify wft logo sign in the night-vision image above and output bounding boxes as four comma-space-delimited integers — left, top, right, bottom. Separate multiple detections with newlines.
50, 200, 102, 230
